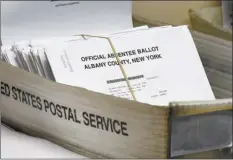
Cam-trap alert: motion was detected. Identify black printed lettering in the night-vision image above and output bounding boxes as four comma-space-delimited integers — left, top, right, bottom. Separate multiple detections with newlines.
31, 94, 37, 109
26, 92, 31, 105
103, 117, 110, 131
68, 108, 75, 122
137, 46, 158, 54
16, 88, 22, 101
74, 109, 81, 124
61, 105, 68, 120
113, 120, 121, 134
81, 54, 106, 62
3, 84, 130, 136
56, 104, 62, 118
109, 118, 114, 132
82, 112, 89, 126
146, 54, 162, 60
108, 53, 115, 58
89, 113, 96, 128
44, 99, 50, 112
121, 122, 129, 136
82, 112, 129, 136
50, 102, 56, 115
12, 86, 18, 100
36, 97, 42, 110
0, 82, 10, 97
0, 82, 4, 95
84, 62, 106, 69
21, 92, 28, 104
132, 56, 145, 63
96, 115, 103, 129
43, 99, 81, 123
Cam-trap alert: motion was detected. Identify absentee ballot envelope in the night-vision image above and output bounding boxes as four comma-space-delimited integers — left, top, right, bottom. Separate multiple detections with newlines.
45, 25, 215, 106
0, 26, 155, 84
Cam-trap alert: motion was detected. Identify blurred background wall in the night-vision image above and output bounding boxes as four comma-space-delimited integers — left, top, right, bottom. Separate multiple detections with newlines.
132, 1, 221, 26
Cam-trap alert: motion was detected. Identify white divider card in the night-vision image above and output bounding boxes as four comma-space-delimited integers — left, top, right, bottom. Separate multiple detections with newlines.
45, 26, 215, 105
1, 1, 133, 45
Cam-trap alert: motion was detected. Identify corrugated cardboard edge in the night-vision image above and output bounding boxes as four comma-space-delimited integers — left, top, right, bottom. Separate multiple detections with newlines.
170, 99, 232, 117
0, 61, 169, 159
133, 10, 232, 42
132, 14, 171, 27
188, 8, 232, 41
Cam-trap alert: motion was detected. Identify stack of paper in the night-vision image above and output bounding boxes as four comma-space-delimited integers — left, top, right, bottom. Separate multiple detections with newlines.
0, 25, 150, 81
1, 24, 232, 158
1, 25, 215, 106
